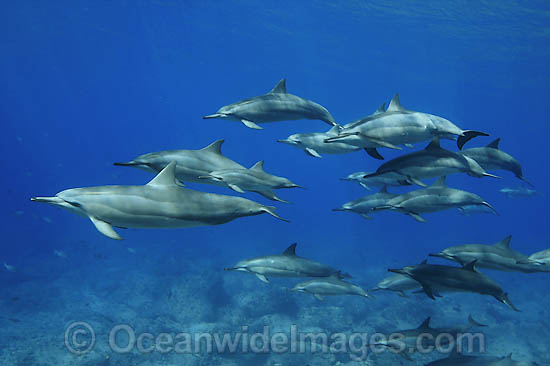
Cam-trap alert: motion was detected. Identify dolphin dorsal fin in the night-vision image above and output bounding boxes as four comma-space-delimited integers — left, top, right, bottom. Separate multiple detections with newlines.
487, 138, 501, 149
379, 185, 388, 193
387, 93, 405, 112
432, 176, 447, 188
201, 139, 224, 154
462, 260, 478, 271
495, 235, 512, 249
250, 161, 265, 172
418, 317, 431, 329
147, 161, 178, 186
373, 102, 386, 115
282, 243, 297, 256
328, 125, 342, 134
269, 79, 287, 94
425, 137, 441, 150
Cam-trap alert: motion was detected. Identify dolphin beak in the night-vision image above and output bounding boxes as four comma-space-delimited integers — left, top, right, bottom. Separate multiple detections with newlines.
483, 173, 502, 179
203, 114, 223, 119
113, 161, 140, 167
500, 294, 521, 312
332, 208, 347, 212
31, 196, 64, 204
428, 252, 449, 259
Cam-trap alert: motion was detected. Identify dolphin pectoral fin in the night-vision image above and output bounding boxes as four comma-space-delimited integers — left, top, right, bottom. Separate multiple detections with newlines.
228, 184, 246, 193
457, 130, 489, 150
397, 291, 409, 298
260, 206, 290, 222
365, 148, 384, 160
360, 214, 373, 220
241, 119, 263, 130
418, 281, 436, 300
257, 189, 289, 204
467, 315, 487, 328
361, 136, 402, 150
408, 212, 427, 223
359, 182, 371, 190
407, 176, 428, 187
255, 274, 269, 283
404, 143, 414, 148
305, 148, 322, 158
89, 217, 122, 240
313, 294, 324, 301
176, 180, 186, 187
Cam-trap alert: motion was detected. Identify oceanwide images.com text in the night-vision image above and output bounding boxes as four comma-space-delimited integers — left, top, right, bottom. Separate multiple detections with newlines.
65, 322, 486, 360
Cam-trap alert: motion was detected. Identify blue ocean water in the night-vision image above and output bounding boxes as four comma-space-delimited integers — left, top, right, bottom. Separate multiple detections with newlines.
2, 1, 549, 365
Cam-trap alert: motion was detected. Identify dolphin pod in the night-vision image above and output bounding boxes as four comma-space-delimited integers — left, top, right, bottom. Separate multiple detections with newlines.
31, 162, 287, 240
31, 77, 541, 363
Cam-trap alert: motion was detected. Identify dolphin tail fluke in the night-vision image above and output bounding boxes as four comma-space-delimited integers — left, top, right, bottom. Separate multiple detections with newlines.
261, 206, 290, 222
467, 314, 487, 328
457, 130, 489, 150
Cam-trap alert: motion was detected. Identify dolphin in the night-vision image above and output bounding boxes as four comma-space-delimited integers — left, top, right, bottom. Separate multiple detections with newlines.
372, 176, 497, 222
291, 276, 373, 301
277, 125, 360, 158
429, 236, 550, 273
203, 79, 338, 129
332, 186, 398, 220
372, 315, 486, 357
517, 249, 550, 266
389, 260, 520, 311
341, 171, 412, 190
3, 262, 16, 272
277, 103, 386, 158
114, 139, 245, 186
363, 137, 500, 187
199, 161, 300, 203
31, 162, 287, 240
224, 243, 351, 283
459, 138, 532, 186
370, 273, 421, 297
324, 94, 488, 159
426, 352, 538, 366
499, 186, 542, 198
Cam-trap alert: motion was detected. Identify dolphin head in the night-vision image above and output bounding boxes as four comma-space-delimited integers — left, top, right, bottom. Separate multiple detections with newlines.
203, 105, 240, 121
31, 189, 88, 217
429, 249, 460, 262
277, 134, 302, 146
224, 260, 251, 273
290, 284, 306, 293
